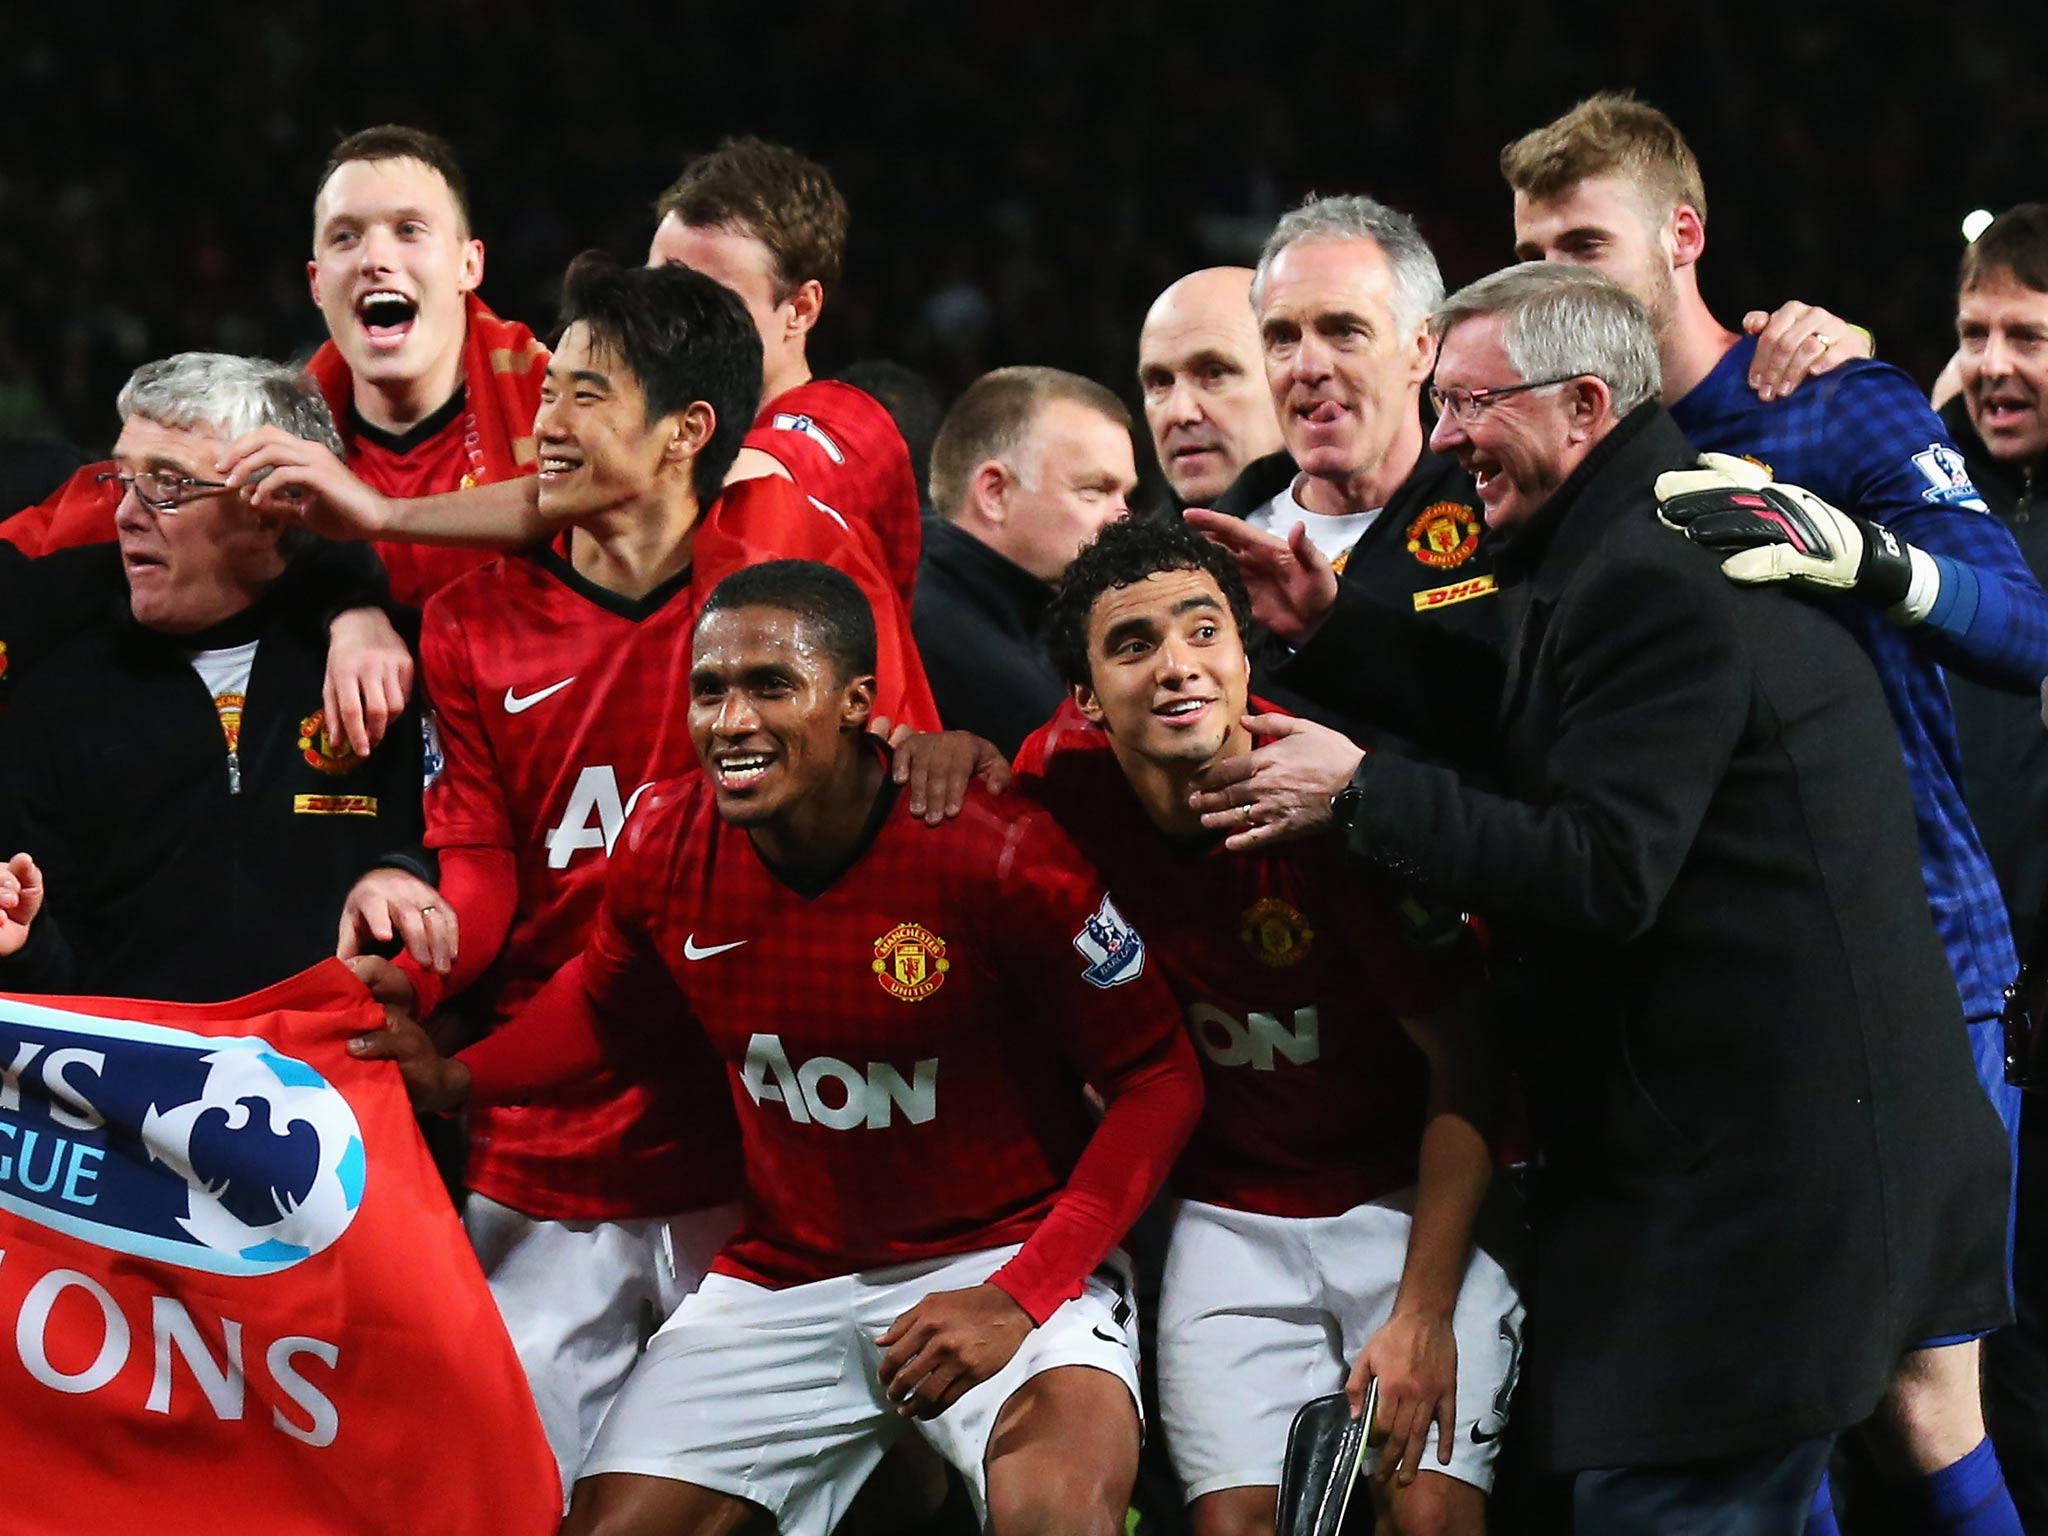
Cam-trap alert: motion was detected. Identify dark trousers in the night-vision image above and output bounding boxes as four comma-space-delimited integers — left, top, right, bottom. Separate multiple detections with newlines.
1986, 1096, 2048, 1534
1571, 1436, 1835, 1536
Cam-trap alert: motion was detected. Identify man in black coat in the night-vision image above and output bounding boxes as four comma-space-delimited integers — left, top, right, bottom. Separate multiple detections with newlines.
1189, 264, 2011, 1532
1940, 202, 2048, 1529
912, 366, 1137, 757
0, 353, 425, 1004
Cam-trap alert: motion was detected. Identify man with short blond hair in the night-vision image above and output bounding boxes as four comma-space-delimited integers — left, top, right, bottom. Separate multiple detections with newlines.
914, 366, 1135, 756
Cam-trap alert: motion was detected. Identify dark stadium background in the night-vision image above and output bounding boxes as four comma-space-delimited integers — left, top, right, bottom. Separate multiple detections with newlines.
7, 2, 2040, 492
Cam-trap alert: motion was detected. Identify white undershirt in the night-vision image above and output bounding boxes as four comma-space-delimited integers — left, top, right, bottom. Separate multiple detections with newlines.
188, 641, 259, 773
1245, 479, 1381, 568
187, 640, 258, 704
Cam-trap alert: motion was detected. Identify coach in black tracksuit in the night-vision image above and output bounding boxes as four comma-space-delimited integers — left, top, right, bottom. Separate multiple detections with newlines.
0, 541, 423, 1004
1214, 440, 1503, 754
1214, 268, 2010, 1530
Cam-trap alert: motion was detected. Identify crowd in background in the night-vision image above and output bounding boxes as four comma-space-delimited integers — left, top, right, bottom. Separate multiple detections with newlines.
8, 5, 2045, 469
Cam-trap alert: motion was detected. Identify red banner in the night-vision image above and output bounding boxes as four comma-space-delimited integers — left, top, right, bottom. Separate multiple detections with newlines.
0, 961, 559, 1535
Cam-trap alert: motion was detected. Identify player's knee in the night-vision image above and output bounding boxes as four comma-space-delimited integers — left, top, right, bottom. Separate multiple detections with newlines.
984, 1464, 1127, 1536
1189, 1488, 1277, 1536
1386, 1472, 1485, 1536
1876, 1343, 1987, 1471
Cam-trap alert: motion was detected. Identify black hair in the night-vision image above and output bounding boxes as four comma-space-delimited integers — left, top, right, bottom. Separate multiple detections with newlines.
1044, 517, 1253, 688
697, 559, 878, 681
555, 252, 765, 508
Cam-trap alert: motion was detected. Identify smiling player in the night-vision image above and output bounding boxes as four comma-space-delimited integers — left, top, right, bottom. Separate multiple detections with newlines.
303, 125, 550, 608
1015, 517, 1517, 1536
352, 254, 935, 1493
357, 557, 1200, 1536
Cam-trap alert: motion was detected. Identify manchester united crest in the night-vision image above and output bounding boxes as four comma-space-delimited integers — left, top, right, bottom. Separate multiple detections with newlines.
873, 921, 950, 1001
298, 710, 361, 775
1404, 502, 1482, 570
1241, 897, 1314, 968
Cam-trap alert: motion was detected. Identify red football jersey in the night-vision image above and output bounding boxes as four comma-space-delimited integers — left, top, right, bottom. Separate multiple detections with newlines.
422, 542, 734, 1220
746, 379, 922, 605
579, 768, 1196, 1320
343, 398, 503, 610
1014, 702, 1467, 1217
421, 478, 940, 1219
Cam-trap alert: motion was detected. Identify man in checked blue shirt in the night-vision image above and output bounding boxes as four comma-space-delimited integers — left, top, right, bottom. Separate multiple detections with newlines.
1506, 94, 2046, 1536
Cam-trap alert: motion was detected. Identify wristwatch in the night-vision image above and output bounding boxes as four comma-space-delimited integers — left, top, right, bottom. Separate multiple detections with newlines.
1329, 782, 1365, 831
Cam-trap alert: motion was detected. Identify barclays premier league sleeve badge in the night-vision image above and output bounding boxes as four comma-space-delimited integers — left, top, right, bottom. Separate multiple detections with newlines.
1073, 895, 1146, 988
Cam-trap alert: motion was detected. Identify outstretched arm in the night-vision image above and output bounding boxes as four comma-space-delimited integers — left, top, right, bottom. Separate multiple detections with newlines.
220, 427, 544, 548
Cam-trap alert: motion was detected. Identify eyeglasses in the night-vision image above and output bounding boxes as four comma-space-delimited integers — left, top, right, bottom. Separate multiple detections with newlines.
97, 468, 233, 512
1428, 374, 1589, 424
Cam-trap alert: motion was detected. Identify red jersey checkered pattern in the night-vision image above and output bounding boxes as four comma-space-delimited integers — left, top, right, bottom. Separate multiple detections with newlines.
421, 542, 735, 1220
344, 406, 500, 610
746, 380, 922, 606
418, 478, 939, 1219
1015, 702, 1466, 1217
578, 770, 1198, 1321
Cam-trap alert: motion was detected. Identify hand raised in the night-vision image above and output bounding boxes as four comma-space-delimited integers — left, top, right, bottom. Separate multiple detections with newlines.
0, 853, 45, 958
1182, 510, 1339, 645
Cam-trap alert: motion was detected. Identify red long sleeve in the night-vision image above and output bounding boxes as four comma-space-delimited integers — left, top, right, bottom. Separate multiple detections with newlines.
989, 1025, 1203, 1325
394, 844, 518, 1020
457, 952, 608, 1105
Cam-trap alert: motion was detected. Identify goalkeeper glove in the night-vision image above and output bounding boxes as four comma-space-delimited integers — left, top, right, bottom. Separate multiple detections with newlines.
1654, 452, 1940, 624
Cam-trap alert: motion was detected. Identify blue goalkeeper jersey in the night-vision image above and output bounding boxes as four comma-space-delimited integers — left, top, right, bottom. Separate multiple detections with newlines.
1673, 336, 2048, 1134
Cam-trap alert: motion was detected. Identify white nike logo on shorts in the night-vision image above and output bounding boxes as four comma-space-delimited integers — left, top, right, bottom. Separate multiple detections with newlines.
504, 677, 576, 714
683, 936, 747, 961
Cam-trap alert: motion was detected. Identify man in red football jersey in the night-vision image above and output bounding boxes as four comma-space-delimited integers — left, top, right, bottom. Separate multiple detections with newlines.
215, 138, 913, 615
303, 124, 548, 609
355, 557, 1201, 1536
340, 256, 938, 1494
6, 126, 544, 619
648, 137, 922, 603
1015, 517, 1517, 1536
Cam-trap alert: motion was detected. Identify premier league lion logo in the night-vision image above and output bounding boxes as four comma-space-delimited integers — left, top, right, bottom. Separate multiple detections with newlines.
141, 1046, 366, 1270
0, 1000, 366, 1277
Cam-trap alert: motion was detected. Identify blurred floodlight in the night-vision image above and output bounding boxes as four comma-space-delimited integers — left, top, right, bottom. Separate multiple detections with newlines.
1963, 209, 1995, 243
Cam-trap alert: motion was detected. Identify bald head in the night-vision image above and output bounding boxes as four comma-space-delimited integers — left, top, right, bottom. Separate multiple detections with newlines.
1138, 266, 1283, 506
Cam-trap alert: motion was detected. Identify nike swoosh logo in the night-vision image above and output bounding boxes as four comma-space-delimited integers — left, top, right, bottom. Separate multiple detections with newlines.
504, 677, 576, 714
1091, 1326, 1121, 1346
683, 935, 747, 961
1470, 1424, 1502, 1445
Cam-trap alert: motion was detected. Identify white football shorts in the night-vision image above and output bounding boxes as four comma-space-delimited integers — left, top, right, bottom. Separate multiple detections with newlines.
581, 1243, 1143, 1536
1156, 1191, 1522, 1501
465, 1193, 741, 1498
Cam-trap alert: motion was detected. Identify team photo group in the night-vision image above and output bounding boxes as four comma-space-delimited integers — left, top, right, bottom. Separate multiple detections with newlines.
0, 74, 2045, 1536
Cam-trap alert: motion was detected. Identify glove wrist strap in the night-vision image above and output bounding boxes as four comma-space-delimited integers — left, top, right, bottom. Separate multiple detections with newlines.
1886, 544, 1941, 626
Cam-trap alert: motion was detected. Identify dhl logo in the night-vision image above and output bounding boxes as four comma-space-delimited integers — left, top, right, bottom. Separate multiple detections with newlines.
1412, 575, 1498, 611
293, 795, 379, 817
